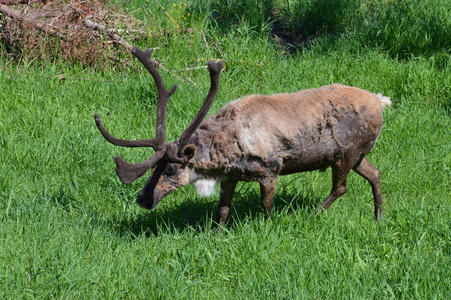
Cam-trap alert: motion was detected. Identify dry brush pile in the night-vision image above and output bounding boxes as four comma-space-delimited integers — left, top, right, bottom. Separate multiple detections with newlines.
0, 0, 146, 66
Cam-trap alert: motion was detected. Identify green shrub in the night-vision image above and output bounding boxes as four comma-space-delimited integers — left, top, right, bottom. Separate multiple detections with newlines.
281, 0, 357, 38
188, 0, 275, 34
357, 0, 451, 59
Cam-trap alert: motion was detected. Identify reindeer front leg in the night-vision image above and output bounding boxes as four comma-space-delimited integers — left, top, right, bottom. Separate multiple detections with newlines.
259, 177, 277, 218
217, 180, 238, 227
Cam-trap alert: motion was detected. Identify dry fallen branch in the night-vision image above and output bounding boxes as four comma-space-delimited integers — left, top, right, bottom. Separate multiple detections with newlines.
0, 4, 65, 39
83, 19, 133, 52
0, 0, 143, 66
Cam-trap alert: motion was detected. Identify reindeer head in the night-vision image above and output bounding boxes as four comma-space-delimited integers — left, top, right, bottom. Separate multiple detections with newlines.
95, 47, 223, 209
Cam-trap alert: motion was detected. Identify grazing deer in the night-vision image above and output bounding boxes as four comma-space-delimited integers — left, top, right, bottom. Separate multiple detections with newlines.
95, 47, 391, 226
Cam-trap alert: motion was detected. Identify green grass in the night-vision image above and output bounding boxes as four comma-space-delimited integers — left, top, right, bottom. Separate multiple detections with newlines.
1, 0, 451, 298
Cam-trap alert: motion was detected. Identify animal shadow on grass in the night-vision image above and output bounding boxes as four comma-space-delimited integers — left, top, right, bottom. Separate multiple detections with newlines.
113, 182, 321, 237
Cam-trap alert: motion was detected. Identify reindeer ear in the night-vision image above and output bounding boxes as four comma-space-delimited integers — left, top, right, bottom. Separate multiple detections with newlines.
181, 144, 196, 162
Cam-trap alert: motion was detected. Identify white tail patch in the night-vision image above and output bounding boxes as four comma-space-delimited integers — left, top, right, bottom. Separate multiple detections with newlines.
193, 179, 218, 197
375, 93, 392, 110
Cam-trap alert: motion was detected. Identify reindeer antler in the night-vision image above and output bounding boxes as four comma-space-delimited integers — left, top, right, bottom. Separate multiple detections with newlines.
94, 47, 223, 184
94, 48, 176, 151
178, 60, 224, 150
132, 47, 177, 146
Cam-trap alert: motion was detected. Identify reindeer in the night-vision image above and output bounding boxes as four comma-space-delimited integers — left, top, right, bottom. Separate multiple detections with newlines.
95, 47, 391, 226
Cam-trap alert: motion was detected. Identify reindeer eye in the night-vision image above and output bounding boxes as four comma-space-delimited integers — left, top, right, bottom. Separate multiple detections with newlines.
163, 165, 177, 176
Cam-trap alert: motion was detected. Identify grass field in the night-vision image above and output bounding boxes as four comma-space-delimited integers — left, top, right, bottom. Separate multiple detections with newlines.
1, 0, 450, 298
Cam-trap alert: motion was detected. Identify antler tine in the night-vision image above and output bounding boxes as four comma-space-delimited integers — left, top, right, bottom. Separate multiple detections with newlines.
177, 60, 224, 149
94, 114, 161, 148
114, 150, 165, 184
132, 47, 177, 142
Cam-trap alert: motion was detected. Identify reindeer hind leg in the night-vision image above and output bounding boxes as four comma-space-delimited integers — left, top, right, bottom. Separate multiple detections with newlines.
319, 165, 350, 209
353, 156, 383, 220
311, 156, 357, 219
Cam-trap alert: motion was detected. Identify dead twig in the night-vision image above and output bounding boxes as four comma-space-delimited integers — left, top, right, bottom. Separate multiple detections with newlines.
83, 19, 171, 73
84, 18, 198, 85
83, 19, 133, 52
177, 65, 208, 72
